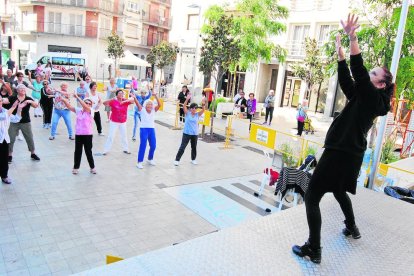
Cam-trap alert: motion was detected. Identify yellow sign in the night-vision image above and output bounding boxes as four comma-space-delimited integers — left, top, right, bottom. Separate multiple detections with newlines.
198, 110, 211, 126
249, 124, 276, 149
96, 82, 105, 92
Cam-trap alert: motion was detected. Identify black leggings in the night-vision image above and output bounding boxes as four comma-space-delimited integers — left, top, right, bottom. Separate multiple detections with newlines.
175, 133, 197, 161
40, 101, 53, 124
94, 111, 102, 134
179, 107, 185, 122
0, 141, 9, 179
297, 120, 304, 136
247, 113, 253, 131
265, 107, 274, 123
305, 187, 355, 249
74, 135, 95, 169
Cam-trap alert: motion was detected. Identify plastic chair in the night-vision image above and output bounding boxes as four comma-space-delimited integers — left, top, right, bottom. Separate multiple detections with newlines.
254, 150, 283, 197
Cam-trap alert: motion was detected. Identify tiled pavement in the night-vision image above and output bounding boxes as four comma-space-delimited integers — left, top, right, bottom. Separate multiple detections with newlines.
0, 100, 284, 275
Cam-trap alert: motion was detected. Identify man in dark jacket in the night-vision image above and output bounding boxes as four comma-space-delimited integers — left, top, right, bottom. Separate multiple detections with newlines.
177, 85, 190, 123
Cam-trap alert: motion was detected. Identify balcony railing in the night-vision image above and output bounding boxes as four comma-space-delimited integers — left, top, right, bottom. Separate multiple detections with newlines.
11, 20, 122, 38
290, 0, 332, 12
141, 14, 172, 29
10, 0, 124, 15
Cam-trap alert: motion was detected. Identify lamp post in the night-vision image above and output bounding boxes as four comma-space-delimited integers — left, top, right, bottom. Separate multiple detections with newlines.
91, 17, 100, 80
188, 4, 201, 95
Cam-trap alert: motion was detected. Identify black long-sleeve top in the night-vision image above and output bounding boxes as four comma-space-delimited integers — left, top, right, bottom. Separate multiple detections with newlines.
324, 54, 391, 157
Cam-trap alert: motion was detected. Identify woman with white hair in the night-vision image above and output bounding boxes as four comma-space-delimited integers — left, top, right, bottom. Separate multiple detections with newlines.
60, 93, 97, 175
102, 89, 134, 155
132, 88, 151, 141
49, 82, 74, 140
0, 98, 26, 184
263, 90, 275, 126
104, 78, 118, 122
133, 91, 161, 169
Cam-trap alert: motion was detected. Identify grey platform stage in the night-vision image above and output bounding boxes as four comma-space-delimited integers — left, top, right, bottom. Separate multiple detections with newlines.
77, 188, 414, 275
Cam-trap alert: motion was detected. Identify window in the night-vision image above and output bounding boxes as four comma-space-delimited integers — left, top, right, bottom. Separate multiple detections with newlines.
127, 1, 140, 13
101, 17, 112, 37
48, 12, 62, 34
141, 55, 145, 60
52, 57, 85, 66
120, 64, 138, 70
317, 24, 338, 47
289, 25, 310, 57
126, 23, 139, 39
187, 14, 199, 30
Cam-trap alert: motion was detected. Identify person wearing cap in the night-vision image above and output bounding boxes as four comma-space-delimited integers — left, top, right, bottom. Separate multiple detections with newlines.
102, 89, 134, 155
132, 88, 151, 141
60, 94, 96, 175
174, 93, 206, 166
133, 90, 161, 169
0, 97, 27, 184
2, 84, 41, 163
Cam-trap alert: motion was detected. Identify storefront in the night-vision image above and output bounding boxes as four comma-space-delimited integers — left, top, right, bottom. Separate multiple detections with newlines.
0, 35, 12, 70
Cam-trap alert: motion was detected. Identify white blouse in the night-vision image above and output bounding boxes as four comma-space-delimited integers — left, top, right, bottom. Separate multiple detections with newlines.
0, 108, 22, 143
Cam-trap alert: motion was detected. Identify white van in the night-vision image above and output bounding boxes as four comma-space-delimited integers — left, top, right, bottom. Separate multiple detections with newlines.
25, 52, 88, 81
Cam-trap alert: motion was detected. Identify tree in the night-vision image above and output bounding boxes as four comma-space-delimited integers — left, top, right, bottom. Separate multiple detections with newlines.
291, 38, 326, 112
147, 41, 178, 89
106, 32, 125, 73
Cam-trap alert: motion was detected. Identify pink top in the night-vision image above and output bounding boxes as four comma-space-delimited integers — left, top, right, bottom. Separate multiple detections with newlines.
75, 107, 93, 135
109, 99, 131, 123
132, 79, 138, 90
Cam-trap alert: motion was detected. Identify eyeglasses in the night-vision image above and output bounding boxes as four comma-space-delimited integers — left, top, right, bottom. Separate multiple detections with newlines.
190, 107, 197, 109
85, 102, 92, 105
43, 83, 48, 85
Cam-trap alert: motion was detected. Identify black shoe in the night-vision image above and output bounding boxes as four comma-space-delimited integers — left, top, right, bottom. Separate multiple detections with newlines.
292, 241, 321, 264
31, 154, 40, 161
2, 178, 12, 184
8, 156, 12, 164
343, 224, 361, 239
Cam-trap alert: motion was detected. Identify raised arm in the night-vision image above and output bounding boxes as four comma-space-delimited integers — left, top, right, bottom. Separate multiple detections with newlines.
60, 95, 76, 113
153, 92, 161, 112
74, 93, 91, 113
198, 97, 206, 116
134, 96, 142, 111
183, 93, 191, 114
336, 35, 355, 100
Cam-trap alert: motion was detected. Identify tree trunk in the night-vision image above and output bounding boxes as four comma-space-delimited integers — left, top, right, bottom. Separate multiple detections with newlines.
210, 66, 224, 137
314, 82, 322, 114
231, 70, 237, 98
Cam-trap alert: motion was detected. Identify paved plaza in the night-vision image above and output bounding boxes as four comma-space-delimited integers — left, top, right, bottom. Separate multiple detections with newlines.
0, 80, 333, 276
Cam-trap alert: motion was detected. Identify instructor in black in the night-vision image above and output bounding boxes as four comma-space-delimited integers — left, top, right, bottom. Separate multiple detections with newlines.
292, 14, 395, 264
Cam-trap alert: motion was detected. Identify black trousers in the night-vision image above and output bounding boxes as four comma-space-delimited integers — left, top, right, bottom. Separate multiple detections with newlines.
40, 101, 53, 124
265, 107, 274, 123
297, 120, 304, 136
0, 140, 9, 179
74, 135, 95, 169
175, 133, 197, 161
93, 111, 102, 134
179, 107, 185, 122
247, 113, 253, 131
305, 187, 355, 249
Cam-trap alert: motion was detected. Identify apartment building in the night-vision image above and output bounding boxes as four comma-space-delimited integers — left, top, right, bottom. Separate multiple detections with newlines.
2, 0, 171, 79
170, 0, 360, 118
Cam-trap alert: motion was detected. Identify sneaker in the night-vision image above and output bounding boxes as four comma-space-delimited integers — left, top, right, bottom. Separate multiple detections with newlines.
123, 151, 131, 154
132, 137, 136, 141
31, 154, 40, 161
102, 152, 107, 156
34, 115, 38, 118
69, 136, 75, 140
90, 168, 97, 174
268, 122, 271, 126
1, 178, 12, 184
8, 156, 12, 164
191, 160, 198, 165
292, 241, 322, 264
173, 160, 179, 166
136, 162, 143, 169
17, 135, 24, 141
72, 169, 79, 175
42, 124, 46, 128
47, 124, 51, 129
262, 121, 267, 125
49, 136, 55, 140
342, 223, 361, 239
148, 160, 156, 166
98, 133, 105, 136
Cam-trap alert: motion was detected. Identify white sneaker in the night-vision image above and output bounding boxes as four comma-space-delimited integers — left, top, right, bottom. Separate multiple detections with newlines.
98, 132, 105, 136
136, 162, 143, 169
17, 135, 24, 141
173, 160, 179, 166
191, 160, 198, 165
148, 160, 156, 166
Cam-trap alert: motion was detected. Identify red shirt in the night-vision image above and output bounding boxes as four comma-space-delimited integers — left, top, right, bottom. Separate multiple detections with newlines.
204, 88, 214, 102
109, 99, 131, 123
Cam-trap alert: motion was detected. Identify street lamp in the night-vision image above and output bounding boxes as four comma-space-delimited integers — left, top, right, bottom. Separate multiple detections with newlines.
90, 18, 100, 80
188, 4, 201, 94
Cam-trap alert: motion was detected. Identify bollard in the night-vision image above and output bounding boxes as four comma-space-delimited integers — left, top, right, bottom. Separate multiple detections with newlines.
222, 115, 234, 149
172, 102, 182, 130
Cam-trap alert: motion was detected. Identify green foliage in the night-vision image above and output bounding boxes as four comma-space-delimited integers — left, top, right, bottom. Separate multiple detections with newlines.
304, 145, 318, 157
291, 38, 326, 100
323, 3, 414, 104
279, 143, 297, 168
210, 97, 228, 112
106, 32, 125, 68
147, 41, 178, 70
380, 137, 400, 164
199, 9, 240, 85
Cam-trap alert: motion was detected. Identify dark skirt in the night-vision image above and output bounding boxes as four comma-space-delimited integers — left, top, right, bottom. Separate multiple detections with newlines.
308, 148, 363, 195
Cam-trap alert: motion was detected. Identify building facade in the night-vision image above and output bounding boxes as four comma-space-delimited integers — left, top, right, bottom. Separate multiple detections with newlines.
2, 0, 171, 80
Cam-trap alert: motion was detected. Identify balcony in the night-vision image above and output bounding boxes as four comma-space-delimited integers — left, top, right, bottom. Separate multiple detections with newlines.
11, 20, 122, 38
10, 0, 124, 15
141, 15, 172, 30
290, 0, 332, 12
152, 0, 171, 7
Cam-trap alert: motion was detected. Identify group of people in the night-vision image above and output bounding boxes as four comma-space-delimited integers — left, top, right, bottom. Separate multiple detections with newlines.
0, 71, 207, 183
